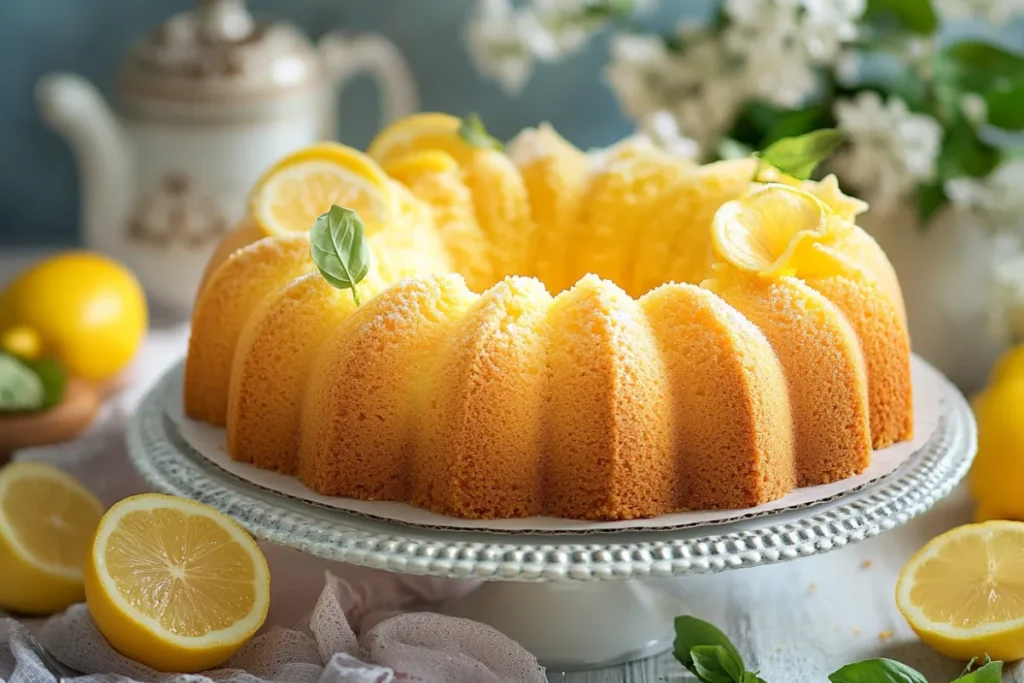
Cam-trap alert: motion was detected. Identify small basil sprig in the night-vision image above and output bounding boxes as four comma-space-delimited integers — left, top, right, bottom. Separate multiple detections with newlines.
458, 112, 503, 151
674, 616, 764, 683
310, 205, 372, 306
755, 129, 845, 181
675, 615, 1003, 683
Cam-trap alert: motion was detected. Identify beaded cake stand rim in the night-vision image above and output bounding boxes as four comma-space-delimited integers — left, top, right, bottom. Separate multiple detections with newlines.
126, 356, 976, 582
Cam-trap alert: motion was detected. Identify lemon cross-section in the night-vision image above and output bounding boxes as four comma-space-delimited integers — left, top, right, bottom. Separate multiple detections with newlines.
0, 462, 104, 614
897, 521, 1024, 662
85, 494, 270, 673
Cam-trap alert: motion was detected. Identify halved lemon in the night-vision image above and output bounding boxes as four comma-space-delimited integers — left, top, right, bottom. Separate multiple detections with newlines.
85, 494, 270, 673
712, 183, 836, 278
368, 112, 475, 167
250, 143, 397, 238
896, 521, 1024, 661
0, 461, 104, 614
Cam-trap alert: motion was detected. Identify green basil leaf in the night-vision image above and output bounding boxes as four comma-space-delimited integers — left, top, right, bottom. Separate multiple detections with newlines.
309, 205, 372, 306
458, 113, 503, 152
985, 79, 1024, 130
24, 357, 67, 410
916, 181, 947, 226
864, 0, 937, 34
937, 117, 1002, 179
956, 660, 1002, 683
0, 352, 45, 412
673, 616, 745, 675
691, 645, 744, 683
829, 658, 929, 683
758, 129, 845, 180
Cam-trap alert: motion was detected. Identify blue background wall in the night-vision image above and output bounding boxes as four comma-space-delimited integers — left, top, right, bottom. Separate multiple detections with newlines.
0, 0, 702, 247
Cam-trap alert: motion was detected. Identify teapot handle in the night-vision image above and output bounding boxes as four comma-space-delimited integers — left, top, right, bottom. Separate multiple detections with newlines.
318, 33, 419, 138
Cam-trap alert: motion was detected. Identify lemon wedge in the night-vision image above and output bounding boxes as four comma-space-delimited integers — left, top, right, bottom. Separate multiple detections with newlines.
250, 143, 397, 238
85, 494, 270, 673
712, 183, 839, 278
896, 521, 1024, 661
368, 112, 475, 167
0, 462, 103, 614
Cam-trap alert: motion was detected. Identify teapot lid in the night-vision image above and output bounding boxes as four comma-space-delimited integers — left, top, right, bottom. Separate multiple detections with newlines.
118, 0, 324, 104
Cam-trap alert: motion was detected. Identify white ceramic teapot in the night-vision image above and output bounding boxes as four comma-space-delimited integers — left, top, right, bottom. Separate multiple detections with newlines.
36, 0, 418, 313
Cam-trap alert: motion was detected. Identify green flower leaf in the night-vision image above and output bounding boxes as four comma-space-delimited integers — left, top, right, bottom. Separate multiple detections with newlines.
691, 645, 744, 683
458, 113, 503, 152
310, 205, 372, 306
0, 352, 44, 412
25, 357, 68, 410
761, 106, 828, 147
937, 117, 1002, 180
673, 616, 745, 677
985, 79, 1024, 130
828, 658, 929, 683
757, 129, 845, 180
864, 0, 937, 34
916, 181, 947, 226
956, 660, 1002, 683
938, 41, 1024, 90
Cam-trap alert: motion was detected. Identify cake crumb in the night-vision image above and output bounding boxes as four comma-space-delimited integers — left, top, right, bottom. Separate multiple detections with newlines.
807, 582, 817, 594
852, 628, 862, 635
878, 630, 894, 641
860, 560, 873, 569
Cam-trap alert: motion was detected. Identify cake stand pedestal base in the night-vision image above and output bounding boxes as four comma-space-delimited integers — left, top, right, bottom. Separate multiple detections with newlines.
442, 579, 683, 670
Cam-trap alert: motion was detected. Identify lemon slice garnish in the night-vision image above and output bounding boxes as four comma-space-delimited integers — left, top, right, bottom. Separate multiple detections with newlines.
250, 143, 397, 238
712, 183, 835, 278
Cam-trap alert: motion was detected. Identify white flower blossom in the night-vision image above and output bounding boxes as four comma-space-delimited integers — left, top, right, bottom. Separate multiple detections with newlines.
961, 93, 988, 126
832, 91, 944, 212
722, 0, 866, 107
946, 161, 1024, 237
464, 0, 536, 94
933, 0, 1024, 24
605, 30, 746, 150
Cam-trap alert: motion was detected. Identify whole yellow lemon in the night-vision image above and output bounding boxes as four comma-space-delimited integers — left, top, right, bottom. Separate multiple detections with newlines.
0, 252, 147, 381
970, 377, 1024, 521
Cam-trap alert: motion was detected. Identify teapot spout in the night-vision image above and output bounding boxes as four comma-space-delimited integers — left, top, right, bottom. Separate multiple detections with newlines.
37, 73, 131, 254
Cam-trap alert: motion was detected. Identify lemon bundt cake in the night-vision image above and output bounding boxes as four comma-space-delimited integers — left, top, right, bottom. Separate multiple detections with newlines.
184, 113, 913, 521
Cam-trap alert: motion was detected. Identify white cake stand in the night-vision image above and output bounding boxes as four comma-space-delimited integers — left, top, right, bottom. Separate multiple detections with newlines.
126, 357, 976, 671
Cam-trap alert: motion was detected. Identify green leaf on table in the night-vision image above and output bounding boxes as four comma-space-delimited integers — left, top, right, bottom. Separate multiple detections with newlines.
937, 117, 1002, 179
741, 673, 768, 683
673, 616, 745, 675
985, 79, 1024, 130
828, 658, 929, 683
458, 112, 503, 152
691, 645, 745, 683
25, 357, 67, 409
916, 181, 947, 225
309, 205, 372, 306
757, 129, 845, 180
956, 660, 1002, 683
864, 0, 938, 34
0, 352, 44, 412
